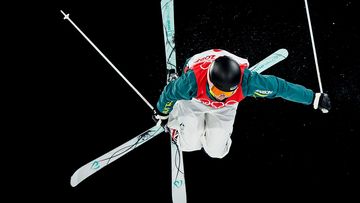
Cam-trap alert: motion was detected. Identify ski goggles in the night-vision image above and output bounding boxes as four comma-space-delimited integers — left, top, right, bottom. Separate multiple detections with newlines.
209, 83, 236, 98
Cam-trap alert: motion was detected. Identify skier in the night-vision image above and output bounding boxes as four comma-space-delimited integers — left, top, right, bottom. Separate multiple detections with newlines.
153, 49, 331, 158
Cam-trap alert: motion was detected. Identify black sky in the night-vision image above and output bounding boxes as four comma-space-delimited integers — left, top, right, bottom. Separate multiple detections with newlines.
11, 0, 359, 202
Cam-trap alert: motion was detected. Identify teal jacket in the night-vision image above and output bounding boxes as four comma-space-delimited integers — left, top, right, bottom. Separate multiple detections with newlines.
156, 68, 314, 115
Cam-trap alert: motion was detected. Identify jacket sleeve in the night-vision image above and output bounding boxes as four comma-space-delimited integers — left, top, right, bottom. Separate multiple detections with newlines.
242, 69, 314, 105
156, 70, 198, 114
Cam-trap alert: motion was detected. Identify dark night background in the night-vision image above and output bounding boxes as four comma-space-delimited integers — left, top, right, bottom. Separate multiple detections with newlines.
9, 0, 358, 202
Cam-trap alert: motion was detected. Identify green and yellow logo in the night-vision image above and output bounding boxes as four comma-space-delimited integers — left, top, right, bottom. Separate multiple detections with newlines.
162, 101, 174, 114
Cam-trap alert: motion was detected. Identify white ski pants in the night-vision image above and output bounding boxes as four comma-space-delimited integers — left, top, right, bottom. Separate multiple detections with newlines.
167, 99, 238, 158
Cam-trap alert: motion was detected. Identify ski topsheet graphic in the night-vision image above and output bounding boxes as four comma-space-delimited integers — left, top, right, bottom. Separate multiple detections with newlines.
70, 125, 164, 187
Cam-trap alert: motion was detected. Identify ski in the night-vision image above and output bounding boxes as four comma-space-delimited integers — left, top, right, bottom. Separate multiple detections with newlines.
70, 125, 164, 187
161, 0, 187, 203
249, 48, 289, 73
161, 0, 178, 83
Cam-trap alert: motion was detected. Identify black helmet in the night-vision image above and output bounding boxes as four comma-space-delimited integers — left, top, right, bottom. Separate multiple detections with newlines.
209, 56, 241, 92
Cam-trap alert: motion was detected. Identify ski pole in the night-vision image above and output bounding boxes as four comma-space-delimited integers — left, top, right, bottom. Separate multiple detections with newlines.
304, 0, 324, 93
60, 10, 155, 111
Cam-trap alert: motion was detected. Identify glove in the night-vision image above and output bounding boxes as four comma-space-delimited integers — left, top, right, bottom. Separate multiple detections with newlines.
167, 69, 179, 84
152, 108, 169, 127
313, 93, 331, 113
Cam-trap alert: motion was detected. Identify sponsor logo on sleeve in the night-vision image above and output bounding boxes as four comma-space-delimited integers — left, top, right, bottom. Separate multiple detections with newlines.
254, 90, 273, 97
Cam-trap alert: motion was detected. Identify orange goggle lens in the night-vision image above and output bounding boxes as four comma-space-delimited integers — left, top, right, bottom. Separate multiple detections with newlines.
209, 85, 235, 97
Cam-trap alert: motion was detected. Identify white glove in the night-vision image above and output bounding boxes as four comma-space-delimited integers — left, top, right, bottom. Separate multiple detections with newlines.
152, 109, 169, 127
167, 69, 178, 84
313, 93, 331, 113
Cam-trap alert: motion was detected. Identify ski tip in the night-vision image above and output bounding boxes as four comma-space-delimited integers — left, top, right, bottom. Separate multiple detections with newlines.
70, 178, 77, 187
70, 172, 79, 187
277, 48, 289, 58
